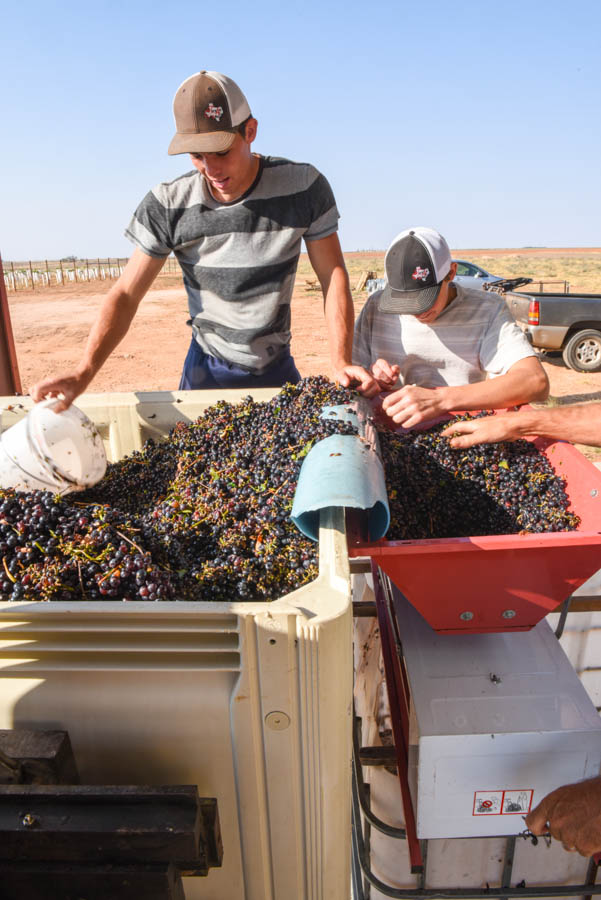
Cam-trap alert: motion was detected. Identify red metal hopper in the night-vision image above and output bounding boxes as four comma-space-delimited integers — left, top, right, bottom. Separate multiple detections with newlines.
348, 434, 601, 634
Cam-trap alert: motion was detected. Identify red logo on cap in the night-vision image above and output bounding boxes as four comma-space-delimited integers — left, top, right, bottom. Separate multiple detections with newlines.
204, 103, 223, 122
412, 266, 430, 282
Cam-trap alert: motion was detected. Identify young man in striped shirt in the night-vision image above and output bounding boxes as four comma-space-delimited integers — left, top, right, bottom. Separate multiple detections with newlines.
32, 70, 376, 408
353, 226, 549, 427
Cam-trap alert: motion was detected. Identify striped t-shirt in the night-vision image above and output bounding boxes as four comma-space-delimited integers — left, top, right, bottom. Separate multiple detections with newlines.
353, 284, 536, 387
125, 156, 339, 372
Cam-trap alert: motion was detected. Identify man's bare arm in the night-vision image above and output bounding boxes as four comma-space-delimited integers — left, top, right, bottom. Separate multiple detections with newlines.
306, 234, 380, 396
381, 356, 549, 428
31, 249, 166, 410
442, 402, 601, 449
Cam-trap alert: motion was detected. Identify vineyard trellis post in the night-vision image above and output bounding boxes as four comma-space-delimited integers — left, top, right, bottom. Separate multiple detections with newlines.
2, 254, 178, 291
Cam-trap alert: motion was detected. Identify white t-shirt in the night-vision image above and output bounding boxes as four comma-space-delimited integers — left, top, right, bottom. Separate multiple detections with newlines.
353, 284, 535, 387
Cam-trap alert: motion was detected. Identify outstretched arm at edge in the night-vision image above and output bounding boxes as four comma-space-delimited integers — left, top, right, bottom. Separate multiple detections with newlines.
442, 401, 601, 449
31, 249, 166, 410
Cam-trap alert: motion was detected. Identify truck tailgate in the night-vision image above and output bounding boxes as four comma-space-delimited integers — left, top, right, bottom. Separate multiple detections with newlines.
504, 290, 532, 323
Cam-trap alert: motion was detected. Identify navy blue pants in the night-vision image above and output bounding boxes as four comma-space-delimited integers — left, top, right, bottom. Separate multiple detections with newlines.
179, 339, 301, 390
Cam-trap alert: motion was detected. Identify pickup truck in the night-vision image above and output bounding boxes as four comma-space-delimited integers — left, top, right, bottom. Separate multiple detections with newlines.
503, 288, 601, 373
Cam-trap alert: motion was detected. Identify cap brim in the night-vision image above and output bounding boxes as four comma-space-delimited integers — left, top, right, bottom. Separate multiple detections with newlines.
167, 129, 237, 155
378, 282, 442, 315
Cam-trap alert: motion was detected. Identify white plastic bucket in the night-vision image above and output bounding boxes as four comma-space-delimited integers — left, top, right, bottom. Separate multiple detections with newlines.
0, 399, 107, 494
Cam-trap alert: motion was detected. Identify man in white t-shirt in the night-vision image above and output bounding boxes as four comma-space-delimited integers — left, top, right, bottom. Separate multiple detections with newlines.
353, 227, 549, 427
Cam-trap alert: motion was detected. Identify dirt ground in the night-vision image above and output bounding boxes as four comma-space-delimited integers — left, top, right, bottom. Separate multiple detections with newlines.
7, 254, 601, 460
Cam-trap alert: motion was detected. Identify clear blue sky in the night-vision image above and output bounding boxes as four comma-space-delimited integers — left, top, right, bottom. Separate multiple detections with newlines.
2, 0, 600, 259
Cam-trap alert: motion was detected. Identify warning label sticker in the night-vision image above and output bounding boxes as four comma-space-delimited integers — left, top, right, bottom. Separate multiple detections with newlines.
502, 790, 533, 815
473, 790, 533, 816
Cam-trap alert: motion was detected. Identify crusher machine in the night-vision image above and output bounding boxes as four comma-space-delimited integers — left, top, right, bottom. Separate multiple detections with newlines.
292, 398, 601, 899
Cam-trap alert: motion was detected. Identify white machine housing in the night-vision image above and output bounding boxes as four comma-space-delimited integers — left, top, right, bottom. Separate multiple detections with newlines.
394, 589, 601, 839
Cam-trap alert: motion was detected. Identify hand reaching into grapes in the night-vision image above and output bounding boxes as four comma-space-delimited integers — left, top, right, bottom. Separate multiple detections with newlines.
336, 364, 382, 398
381, 384, 446, 428
370, 358, 400, 390
441, 413, 522, 447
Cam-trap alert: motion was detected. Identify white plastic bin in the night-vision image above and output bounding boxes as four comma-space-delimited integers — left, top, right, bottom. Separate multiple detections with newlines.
0, 390, 353, 900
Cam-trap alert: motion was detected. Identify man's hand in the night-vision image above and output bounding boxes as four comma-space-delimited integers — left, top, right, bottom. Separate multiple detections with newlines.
371, 358, 400, 390
441, 413, 521, 448
31, 369, 94, 412
525, 777, 601, 856
381, 384, 447, 428
336, 364, 382, 397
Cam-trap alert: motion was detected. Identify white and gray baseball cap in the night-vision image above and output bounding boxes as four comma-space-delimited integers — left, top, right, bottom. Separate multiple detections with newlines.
168, 70, 252, 155
378, 227, 452, 315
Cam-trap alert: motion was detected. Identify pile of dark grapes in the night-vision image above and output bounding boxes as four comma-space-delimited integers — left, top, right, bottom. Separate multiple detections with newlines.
0, 377, 357, 603
377, 412, 580, 540
0, 392, 581, 604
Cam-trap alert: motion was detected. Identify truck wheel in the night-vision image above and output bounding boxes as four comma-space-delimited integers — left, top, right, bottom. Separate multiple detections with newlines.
562, 329, 601, 372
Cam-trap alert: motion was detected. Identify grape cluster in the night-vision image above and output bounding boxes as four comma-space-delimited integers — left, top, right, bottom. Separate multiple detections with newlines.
378, 412, 580, 540
0, 377, 357, 603
0, 491, 174, 602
